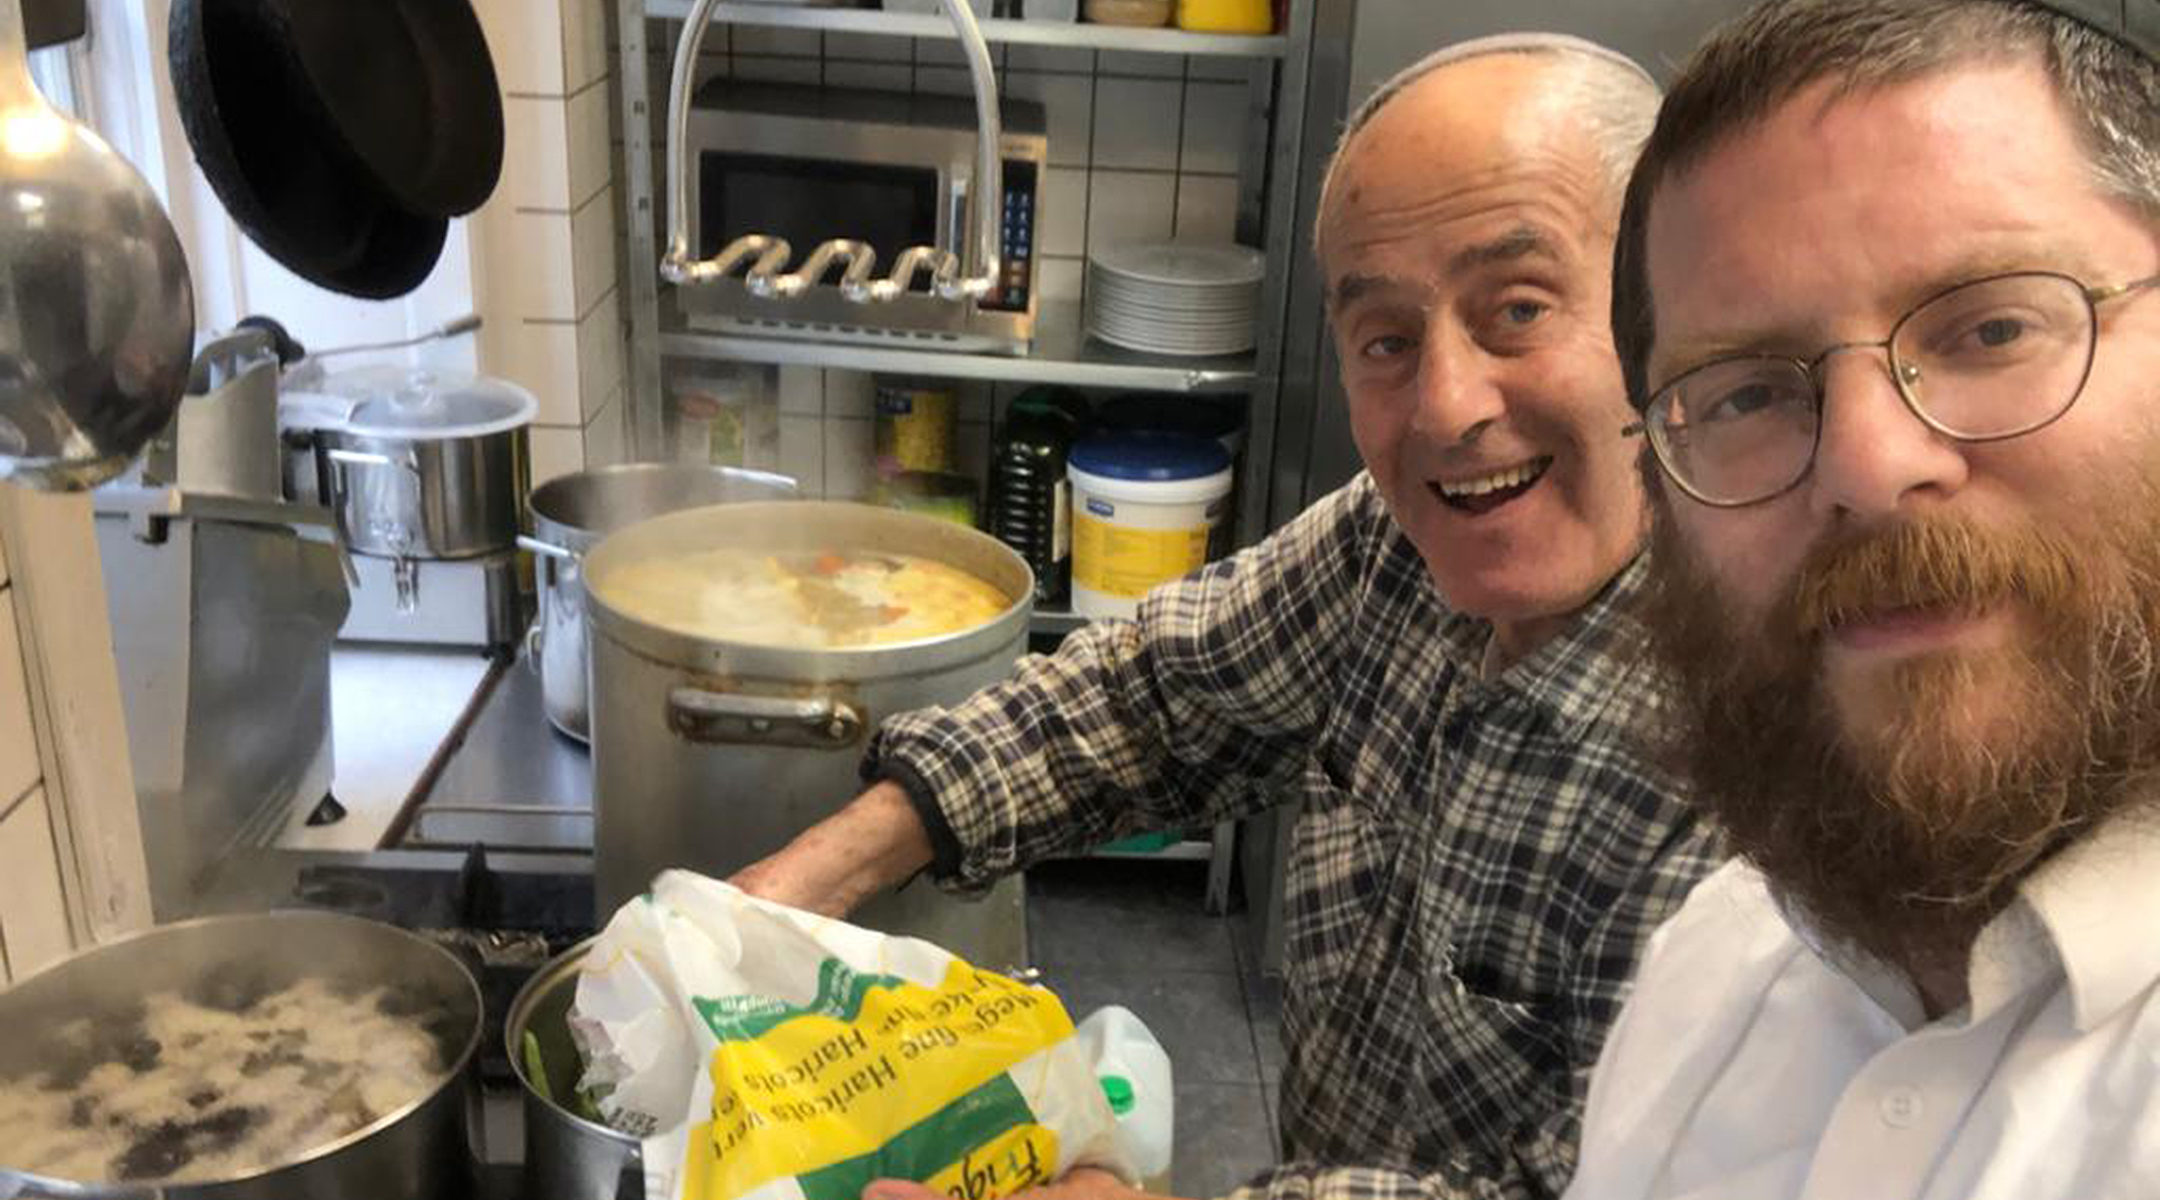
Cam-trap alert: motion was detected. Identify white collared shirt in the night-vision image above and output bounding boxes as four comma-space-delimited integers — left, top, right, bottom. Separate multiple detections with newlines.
1565, 812, 2160, 1200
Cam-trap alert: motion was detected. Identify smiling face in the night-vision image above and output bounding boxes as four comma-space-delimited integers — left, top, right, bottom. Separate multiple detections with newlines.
1320, 56, 1646, 646
1638, 60, 2160, 969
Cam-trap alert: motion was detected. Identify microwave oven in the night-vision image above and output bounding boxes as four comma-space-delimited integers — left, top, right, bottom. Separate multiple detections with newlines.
674, 81, 1048, 354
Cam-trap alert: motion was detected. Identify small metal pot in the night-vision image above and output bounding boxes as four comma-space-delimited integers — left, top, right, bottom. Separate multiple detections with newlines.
319, 425, 529, 559
0, 911, 484, 1200
520, 463, 797, 742
308, 370, 537, 561
504, 939, 641, 1200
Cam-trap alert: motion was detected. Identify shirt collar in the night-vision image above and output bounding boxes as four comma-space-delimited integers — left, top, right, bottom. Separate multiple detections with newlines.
1788, 804, 2160, 1033
2014, 805, 2160, 1032
1477, 552, 1662, 740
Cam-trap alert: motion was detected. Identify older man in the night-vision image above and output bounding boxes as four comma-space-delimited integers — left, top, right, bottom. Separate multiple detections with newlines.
1572, 1, 2160, 1195
741, 35, 1723, 1200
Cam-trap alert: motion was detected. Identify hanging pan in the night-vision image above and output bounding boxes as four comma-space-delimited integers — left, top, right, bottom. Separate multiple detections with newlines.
168, 0, 503, 301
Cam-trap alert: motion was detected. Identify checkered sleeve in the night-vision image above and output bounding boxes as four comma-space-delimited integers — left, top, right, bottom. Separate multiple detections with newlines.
1230, 1156, 1551, 1200
866, 477, 1389, 892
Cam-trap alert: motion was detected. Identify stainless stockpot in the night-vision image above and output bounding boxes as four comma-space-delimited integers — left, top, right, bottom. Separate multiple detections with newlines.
0, 911, 483, 1200
520, 463, 798, 741
581, 501, 1032, 968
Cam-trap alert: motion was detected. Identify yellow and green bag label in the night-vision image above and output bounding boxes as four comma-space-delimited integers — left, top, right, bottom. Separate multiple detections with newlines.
680, 958, 1074, 1200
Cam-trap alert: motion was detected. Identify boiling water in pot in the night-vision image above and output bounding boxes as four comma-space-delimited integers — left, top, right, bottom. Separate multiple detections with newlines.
0, 974, 462, 1185
594, 548, 1010, 648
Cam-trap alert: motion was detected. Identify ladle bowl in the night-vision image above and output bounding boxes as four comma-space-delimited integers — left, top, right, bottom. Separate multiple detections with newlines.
0, 0, 193, 490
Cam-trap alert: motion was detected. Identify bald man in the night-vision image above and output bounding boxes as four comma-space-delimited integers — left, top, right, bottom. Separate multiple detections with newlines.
737, 37, 1724, 1200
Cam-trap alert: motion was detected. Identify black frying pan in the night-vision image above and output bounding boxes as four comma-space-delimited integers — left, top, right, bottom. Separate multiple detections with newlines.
267, 0, 504, 219
168, 0, 493, 300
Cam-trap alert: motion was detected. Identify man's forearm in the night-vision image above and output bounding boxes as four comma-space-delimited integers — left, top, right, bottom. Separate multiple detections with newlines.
730, 781, 935, 917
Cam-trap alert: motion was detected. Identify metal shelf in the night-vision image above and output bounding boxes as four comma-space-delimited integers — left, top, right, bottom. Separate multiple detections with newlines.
659, 303, 1261, 392
1028, 607, 1090, 637
643, 2, 1289, 57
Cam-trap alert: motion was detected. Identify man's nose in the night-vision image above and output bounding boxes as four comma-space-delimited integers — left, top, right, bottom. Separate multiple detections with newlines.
1411, 327, 1506, 446
1807, 350, 1969, 519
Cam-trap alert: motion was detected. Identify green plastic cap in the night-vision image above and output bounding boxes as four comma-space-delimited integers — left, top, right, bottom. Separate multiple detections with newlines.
1100, 1075, 1136, 1115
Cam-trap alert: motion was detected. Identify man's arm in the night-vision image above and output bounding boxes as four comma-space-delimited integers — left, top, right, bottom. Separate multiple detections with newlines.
730, 780, 932, 918
867, 477, 1384, 893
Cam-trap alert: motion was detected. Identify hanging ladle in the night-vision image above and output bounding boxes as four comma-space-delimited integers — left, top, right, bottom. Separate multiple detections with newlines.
0, 0, 193, 491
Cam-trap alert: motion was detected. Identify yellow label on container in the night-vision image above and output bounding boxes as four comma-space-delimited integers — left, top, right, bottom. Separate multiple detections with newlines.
1074, 514, 1211, 599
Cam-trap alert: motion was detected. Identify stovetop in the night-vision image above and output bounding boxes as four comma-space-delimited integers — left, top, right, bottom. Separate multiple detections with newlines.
288, 846, 595, 1083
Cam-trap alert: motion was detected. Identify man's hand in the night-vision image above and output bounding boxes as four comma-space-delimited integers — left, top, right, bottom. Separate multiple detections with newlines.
728, 780, 937, 918
863, 1167, 1183, 1200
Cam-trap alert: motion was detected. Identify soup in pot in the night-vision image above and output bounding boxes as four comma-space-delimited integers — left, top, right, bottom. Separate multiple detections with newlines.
0, 975, 463, 1185
595, 549, 1011, 649
596, 550, 1006, 651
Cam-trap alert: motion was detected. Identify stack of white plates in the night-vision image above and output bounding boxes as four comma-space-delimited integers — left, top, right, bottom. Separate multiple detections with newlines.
1086, 241, 1266, 357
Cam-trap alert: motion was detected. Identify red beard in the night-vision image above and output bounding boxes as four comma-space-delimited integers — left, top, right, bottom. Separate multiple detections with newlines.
1643, 497, 2160, 976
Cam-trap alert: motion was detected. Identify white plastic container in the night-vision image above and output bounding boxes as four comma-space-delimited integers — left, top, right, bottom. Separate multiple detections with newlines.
1074, 1006, 1175, 1191
1069, 431, 1234, 619
1025, 0, 1080, 18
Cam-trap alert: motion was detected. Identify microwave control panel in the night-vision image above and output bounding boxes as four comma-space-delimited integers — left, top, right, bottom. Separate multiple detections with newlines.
982, 160, 1038, 314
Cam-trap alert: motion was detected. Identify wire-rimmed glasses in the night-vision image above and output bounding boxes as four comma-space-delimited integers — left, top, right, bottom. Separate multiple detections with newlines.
1625, 270, 2160, 507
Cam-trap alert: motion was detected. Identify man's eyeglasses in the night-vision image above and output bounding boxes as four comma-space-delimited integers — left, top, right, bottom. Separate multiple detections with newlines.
1623, 270, 2160, 508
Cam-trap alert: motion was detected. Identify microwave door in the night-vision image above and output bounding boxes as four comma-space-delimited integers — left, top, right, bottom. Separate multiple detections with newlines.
698, 151, 943, 281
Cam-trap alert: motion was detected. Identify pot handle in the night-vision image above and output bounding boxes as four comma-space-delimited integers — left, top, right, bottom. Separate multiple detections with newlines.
668, 687, 864, 749
518, 534, 575, 560
323, 447, 421, 475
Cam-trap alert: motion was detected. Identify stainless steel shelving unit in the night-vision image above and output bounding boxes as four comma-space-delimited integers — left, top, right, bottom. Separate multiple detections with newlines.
612, 0, 1320, 642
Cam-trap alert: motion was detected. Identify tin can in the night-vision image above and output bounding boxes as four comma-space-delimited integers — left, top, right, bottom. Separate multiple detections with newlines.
874, 380, 958, 478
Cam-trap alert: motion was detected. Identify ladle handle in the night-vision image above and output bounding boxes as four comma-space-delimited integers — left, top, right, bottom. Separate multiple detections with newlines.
0, 0, 49, 110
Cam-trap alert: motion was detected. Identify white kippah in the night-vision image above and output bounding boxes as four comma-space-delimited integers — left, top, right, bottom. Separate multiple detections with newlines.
1343, 32, 1659, 139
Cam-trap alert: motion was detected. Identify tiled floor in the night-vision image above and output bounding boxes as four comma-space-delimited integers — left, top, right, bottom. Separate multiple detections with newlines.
1027, 857, 1283, 1197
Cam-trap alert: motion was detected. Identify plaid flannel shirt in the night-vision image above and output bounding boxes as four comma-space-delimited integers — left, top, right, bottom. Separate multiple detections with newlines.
867, 474, 1725, 1200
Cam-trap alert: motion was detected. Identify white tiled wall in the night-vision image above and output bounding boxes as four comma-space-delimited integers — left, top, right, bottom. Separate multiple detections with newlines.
640, 26, 1262, 479
473, 0, 632, 482
0, 530, 71, 984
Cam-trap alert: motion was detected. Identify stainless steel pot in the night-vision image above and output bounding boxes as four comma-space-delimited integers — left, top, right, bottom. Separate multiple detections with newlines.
0, 911, 484, 1200
306, 370, 538, 560
319, 425, 529, 559
583, 501, 1031, 967
521, 463, 798, 742
504, 940, 640, 1200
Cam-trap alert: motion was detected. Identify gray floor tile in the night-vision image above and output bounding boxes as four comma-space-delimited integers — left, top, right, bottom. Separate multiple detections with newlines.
1174, 1082, 1277, 1197
1027, 860, 1240, 976
1050, 968, 1262, 1088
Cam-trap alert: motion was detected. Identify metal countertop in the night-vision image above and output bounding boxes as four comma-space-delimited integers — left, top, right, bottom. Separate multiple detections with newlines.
393, 648, 597, 853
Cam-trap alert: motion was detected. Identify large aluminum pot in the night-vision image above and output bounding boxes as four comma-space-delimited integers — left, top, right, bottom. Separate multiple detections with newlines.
504, 940, 639, 1200
0, 911, 484, 1200
583, 501, 1032, 967
312, 371, 536, 560
522, 463, 798, 742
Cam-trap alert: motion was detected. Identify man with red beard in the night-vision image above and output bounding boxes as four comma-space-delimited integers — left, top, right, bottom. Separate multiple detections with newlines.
1566, 0, 2160, 1196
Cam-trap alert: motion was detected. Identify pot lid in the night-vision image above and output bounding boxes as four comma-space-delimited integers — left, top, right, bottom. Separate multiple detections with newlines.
321, 365, 537, 438
1069, 431, 1230, 482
